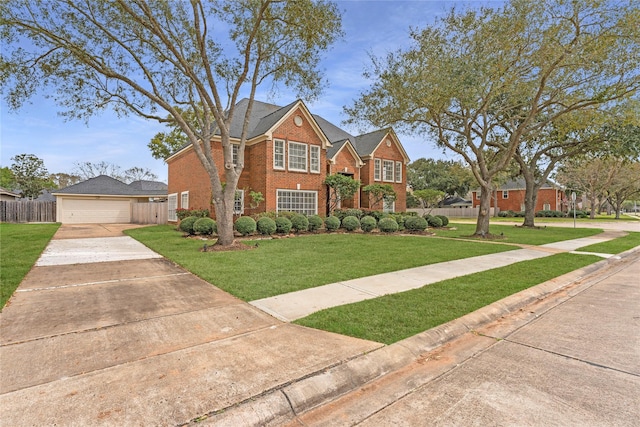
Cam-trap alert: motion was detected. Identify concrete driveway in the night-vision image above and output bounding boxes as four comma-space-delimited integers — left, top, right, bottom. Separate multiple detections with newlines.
0, 224, 381, 426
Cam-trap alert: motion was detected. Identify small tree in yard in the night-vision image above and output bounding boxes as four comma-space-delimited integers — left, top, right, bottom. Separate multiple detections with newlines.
363, 184, 396, 210
10, 154, 54, 199
1, 0, 343, 247
413, 189, 445, 216
324, 174, 361, 214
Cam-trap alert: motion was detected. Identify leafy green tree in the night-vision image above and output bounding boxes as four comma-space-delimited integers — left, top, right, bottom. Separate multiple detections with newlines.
607, 162, 640, 219
346, 0, 640, 236
413, 189, 445, 216
407, 158, 474, 196
324, 173, 361, 214
0, 167, 16, 189
362, 184, 396, 210
10, 154, 53, 198
1, 0, 343, 247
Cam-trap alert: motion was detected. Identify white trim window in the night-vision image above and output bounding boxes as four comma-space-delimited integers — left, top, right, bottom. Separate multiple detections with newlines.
168, 193, 178, 222
234, 190, 244, 214
274, 139, 285, 170
181, 191, 189, 209
374, 158, 381, 181
310, 145, 320, 173
232, 144, 239, 166
383, 160, 394, 182
383, 196, 395, 213
543, 203, 551, 211
502, 190, 509, 199
277, 190, 317, 215
395, 161, 402, 183
288, 141, 307, 172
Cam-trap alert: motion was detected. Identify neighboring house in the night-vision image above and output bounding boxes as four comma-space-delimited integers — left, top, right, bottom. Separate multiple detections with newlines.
52, 175, 168, 223
439, 196, 472, 209
166, 99, 409, 221
471, 178, 564, 212
0, 187, 20, 201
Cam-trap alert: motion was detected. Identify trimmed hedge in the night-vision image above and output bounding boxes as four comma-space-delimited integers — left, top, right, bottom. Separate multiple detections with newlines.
193, 217, 216, 235
324, 216, 341, 232
404, 215, 428, 231
234, 216, 256, 236
275, 216, 293, 234
378, 217, 399, 233
179, 216, 198, 235
436, 215, 449, 226
426, 215, 443, 228
256, 217, 277, 235
341, 215, 360, 231
307, 215, 323, 232
290, 213, 309, 233
360, 215, 377, 232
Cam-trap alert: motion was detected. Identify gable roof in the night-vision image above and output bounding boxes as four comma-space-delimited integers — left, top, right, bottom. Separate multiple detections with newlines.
52, 175, 168, 197
128, 180, 168, 194
498, 178, 559, 191
326, 139, 364, 168
0, 187, 20, 198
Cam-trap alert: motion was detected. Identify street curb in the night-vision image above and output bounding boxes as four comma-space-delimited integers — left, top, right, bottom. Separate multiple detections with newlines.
194, 246, 640, 426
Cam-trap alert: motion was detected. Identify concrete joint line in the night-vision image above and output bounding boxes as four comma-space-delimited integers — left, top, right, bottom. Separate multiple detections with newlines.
339, 282, 381, 297
15, 272, 190, 292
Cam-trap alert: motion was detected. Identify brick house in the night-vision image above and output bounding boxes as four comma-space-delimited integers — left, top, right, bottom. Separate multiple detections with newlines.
166, 99, 409, 221
471, 178, 565, 213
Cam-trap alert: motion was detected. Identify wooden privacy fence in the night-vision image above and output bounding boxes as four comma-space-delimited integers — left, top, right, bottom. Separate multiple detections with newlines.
131, 202, 168, 225
0, 201, 57, 223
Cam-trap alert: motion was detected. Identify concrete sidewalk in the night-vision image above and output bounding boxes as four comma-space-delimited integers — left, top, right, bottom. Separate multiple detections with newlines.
250, 230, 625, 322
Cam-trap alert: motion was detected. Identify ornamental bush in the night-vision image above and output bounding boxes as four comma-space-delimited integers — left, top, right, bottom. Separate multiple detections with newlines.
404, 215, 428, 231
193, 217, 216, 235
275, 216, 292, 234
341, 215, 360, 231
234, 216, 256, 236
290, 213, 309, 233
179, 216, 198, 235
324, 216, 340, 232
436, 215, 449, 226
378, 217, 399, 233
307, 215, 323, 232
256, 217, 277, 235
360, 215, 377, 232
427, 215, 443, 228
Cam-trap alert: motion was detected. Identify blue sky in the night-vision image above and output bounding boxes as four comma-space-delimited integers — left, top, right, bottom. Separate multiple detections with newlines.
1, 1, 492, 183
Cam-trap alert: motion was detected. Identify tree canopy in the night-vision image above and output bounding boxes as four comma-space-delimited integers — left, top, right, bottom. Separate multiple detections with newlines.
346, 0, 640, 235
407, 158, 474, 197
9, 154, 53, 198
1, 0, 343, 246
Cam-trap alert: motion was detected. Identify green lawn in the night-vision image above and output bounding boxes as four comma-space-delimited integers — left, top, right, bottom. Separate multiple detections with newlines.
577, 232, 640, 254
295, 253, 601, 344
126, 225, 518, 301
433, 223, 602, 245
1, 223, 60, 308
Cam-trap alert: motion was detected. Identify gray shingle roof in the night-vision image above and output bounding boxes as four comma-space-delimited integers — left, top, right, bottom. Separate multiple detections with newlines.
354, 129, 388, 157
128, 180, 168, 194
53, 175, 167, 196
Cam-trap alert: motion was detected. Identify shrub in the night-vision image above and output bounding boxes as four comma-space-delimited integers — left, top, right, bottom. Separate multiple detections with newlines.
193, 217, 216, 235
427, 215, 443, 228
360, 215, 377, 232
290, 213, 309, 233
341, 215, 360, 231
344, 208, 364, 219
179, 216, 198, 235
324, 216, 340, 232
392, 213, 406, 230
234, 216, 257, 236
378, 217, 399, 233
176, 208, 209, 220
275, 216, 292, 234
276, 211, 297, 220
307, 215, 323, 232
256, 217, 277, 235
404, 215, 428, 231
436, 215, 449, 226
363, 210, 385, 222
567, 209, 589, 218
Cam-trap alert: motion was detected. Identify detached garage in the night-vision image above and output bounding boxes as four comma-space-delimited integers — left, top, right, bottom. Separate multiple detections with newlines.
53, 175, 167, 224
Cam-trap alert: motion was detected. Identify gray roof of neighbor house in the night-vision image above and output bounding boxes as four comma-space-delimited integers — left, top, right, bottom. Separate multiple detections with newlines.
128, 180, 168, 193
53, 175, 168, 197
498, 178, 558, 190
173, 99, 402, 160
0, 187, 20, 198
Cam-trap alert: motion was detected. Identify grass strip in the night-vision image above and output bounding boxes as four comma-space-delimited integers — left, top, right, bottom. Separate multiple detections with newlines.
127, 225, 516, 301
295, 253, 601, 344
1, 223, 60, 308
576, 232, 640, 254
434, 223, 602, 245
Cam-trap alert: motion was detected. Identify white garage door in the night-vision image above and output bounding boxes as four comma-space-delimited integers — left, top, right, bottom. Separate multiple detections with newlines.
60, 198, 131, 224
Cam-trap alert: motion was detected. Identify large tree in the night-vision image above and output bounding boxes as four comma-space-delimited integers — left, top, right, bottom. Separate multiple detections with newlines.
407, 158, 474, 197
1, 0, 342, 246
10, 154, 53, 198
346, 0, 639, 236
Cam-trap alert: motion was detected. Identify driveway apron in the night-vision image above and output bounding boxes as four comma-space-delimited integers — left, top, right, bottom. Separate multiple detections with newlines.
0, 224, 381, 426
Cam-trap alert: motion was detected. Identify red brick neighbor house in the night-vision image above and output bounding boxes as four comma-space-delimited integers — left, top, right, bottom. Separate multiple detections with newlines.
471, 178, 565, 213
166, 99, 409, 221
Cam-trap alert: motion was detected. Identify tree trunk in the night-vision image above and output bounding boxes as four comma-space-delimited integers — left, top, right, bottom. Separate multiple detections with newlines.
475, 185, 492, 236
521, 173, 540, 227
214, 197, 235, 246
